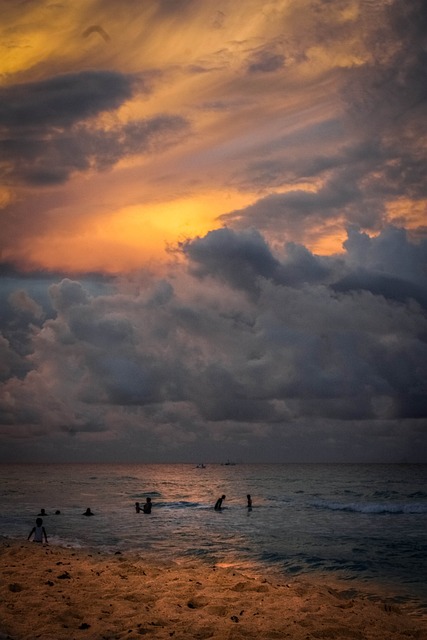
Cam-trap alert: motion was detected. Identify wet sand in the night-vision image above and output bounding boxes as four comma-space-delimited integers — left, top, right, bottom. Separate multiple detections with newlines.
1, 538, 426, 640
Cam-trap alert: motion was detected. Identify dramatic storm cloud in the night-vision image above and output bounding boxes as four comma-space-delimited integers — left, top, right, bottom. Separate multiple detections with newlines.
1, 226, 426, 462
0, 0, 425, 461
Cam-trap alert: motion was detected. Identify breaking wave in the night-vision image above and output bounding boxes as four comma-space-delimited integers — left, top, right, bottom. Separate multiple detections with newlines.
311, 500, 427, 514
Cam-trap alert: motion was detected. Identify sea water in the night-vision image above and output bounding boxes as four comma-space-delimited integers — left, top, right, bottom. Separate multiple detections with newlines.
1, 463, 426, 609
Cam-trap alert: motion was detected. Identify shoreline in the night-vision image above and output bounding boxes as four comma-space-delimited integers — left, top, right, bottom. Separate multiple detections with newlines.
1, 538, 426, 640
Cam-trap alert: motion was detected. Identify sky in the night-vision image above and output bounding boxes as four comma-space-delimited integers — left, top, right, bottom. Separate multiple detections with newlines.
0, 0, 426, 463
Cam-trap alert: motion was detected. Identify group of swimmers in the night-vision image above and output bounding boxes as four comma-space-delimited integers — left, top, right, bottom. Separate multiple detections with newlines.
28, 493, 253, 544
36, 507, 94, 517
28, 500, 152, 544
27, 507, 95, 543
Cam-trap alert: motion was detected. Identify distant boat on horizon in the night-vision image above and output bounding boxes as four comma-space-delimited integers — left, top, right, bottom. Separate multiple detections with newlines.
221, 460, 236, 466
195, 463, 206, 469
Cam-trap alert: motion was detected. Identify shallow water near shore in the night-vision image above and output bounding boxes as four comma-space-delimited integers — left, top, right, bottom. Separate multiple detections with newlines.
1, 463, 426, 609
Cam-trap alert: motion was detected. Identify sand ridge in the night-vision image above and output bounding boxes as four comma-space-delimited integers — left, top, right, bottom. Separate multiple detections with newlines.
0, 539, 426, 640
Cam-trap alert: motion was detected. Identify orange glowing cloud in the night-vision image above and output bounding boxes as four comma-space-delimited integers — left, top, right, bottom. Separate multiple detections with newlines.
386, 199, 427, 232
1, 0, 424, 275
9, 191, 254, 273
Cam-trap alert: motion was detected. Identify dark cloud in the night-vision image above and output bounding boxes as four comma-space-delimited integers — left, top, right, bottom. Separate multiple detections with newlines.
220, 131, 423, 240
0, 70, 189, 185
246, 51, 285, 74
219, 181, 364, 240
347, 0, 427, 126
69, 313, 134, 348
0, 71, 134, 130
0, 334, 30, 382
1, 225, 425, 461
189, 363, 278, 423
332, 271, 427, 310
342, 225, 427, 287
181, 227, 330, 296
216, 2, 427, 242
340, 0, 427, 201
93, 355, 160, 405
49, 279, 90, 312
1, 113, 189, 186
152, 0, 198, 18
180, 228, 284, 296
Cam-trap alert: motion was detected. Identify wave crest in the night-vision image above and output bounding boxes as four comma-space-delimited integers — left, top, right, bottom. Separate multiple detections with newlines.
311, 500, 427, 514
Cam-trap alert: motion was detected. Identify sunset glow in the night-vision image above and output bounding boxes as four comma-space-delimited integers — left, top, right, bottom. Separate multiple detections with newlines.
17, 192, 255, 273
4, 0, 421, 273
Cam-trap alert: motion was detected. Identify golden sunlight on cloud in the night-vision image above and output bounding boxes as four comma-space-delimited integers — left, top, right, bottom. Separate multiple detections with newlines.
1, 0, 423, 276
386, 199, 427, 231
305, 227, 348, 256
0, 188, 12, 208
1, 3, 84, 80
13, 192, 254, 273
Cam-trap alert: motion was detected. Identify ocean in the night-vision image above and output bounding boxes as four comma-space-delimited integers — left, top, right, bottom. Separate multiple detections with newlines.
1, 463, 426, 610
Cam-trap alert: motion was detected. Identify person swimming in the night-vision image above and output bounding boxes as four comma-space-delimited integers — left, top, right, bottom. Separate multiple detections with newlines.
83, 507, 94, 516
214, 495, 226, 510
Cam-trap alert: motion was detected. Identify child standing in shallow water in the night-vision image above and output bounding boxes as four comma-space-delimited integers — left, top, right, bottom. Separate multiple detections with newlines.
28, 517, 48, 544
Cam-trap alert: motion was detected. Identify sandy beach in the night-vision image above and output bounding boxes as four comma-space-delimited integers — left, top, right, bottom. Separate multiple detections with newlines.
1, 538, 426, 640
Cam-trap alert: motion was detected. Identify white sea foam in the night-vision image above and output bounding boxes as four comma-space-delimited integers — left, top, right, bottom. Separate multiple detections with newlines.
311, 499, 427, 514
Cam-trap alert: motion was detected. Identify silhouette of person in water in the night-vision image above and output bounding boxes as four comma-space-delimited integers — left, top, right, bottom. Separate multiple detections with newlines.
83, 507, 94, 516
38, 508, 47, 516
247, 494, 252, 510
28, 517, 48, 543
214, 495, 226, 510
143, 497, 152, 514
135, 502, 141, 513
